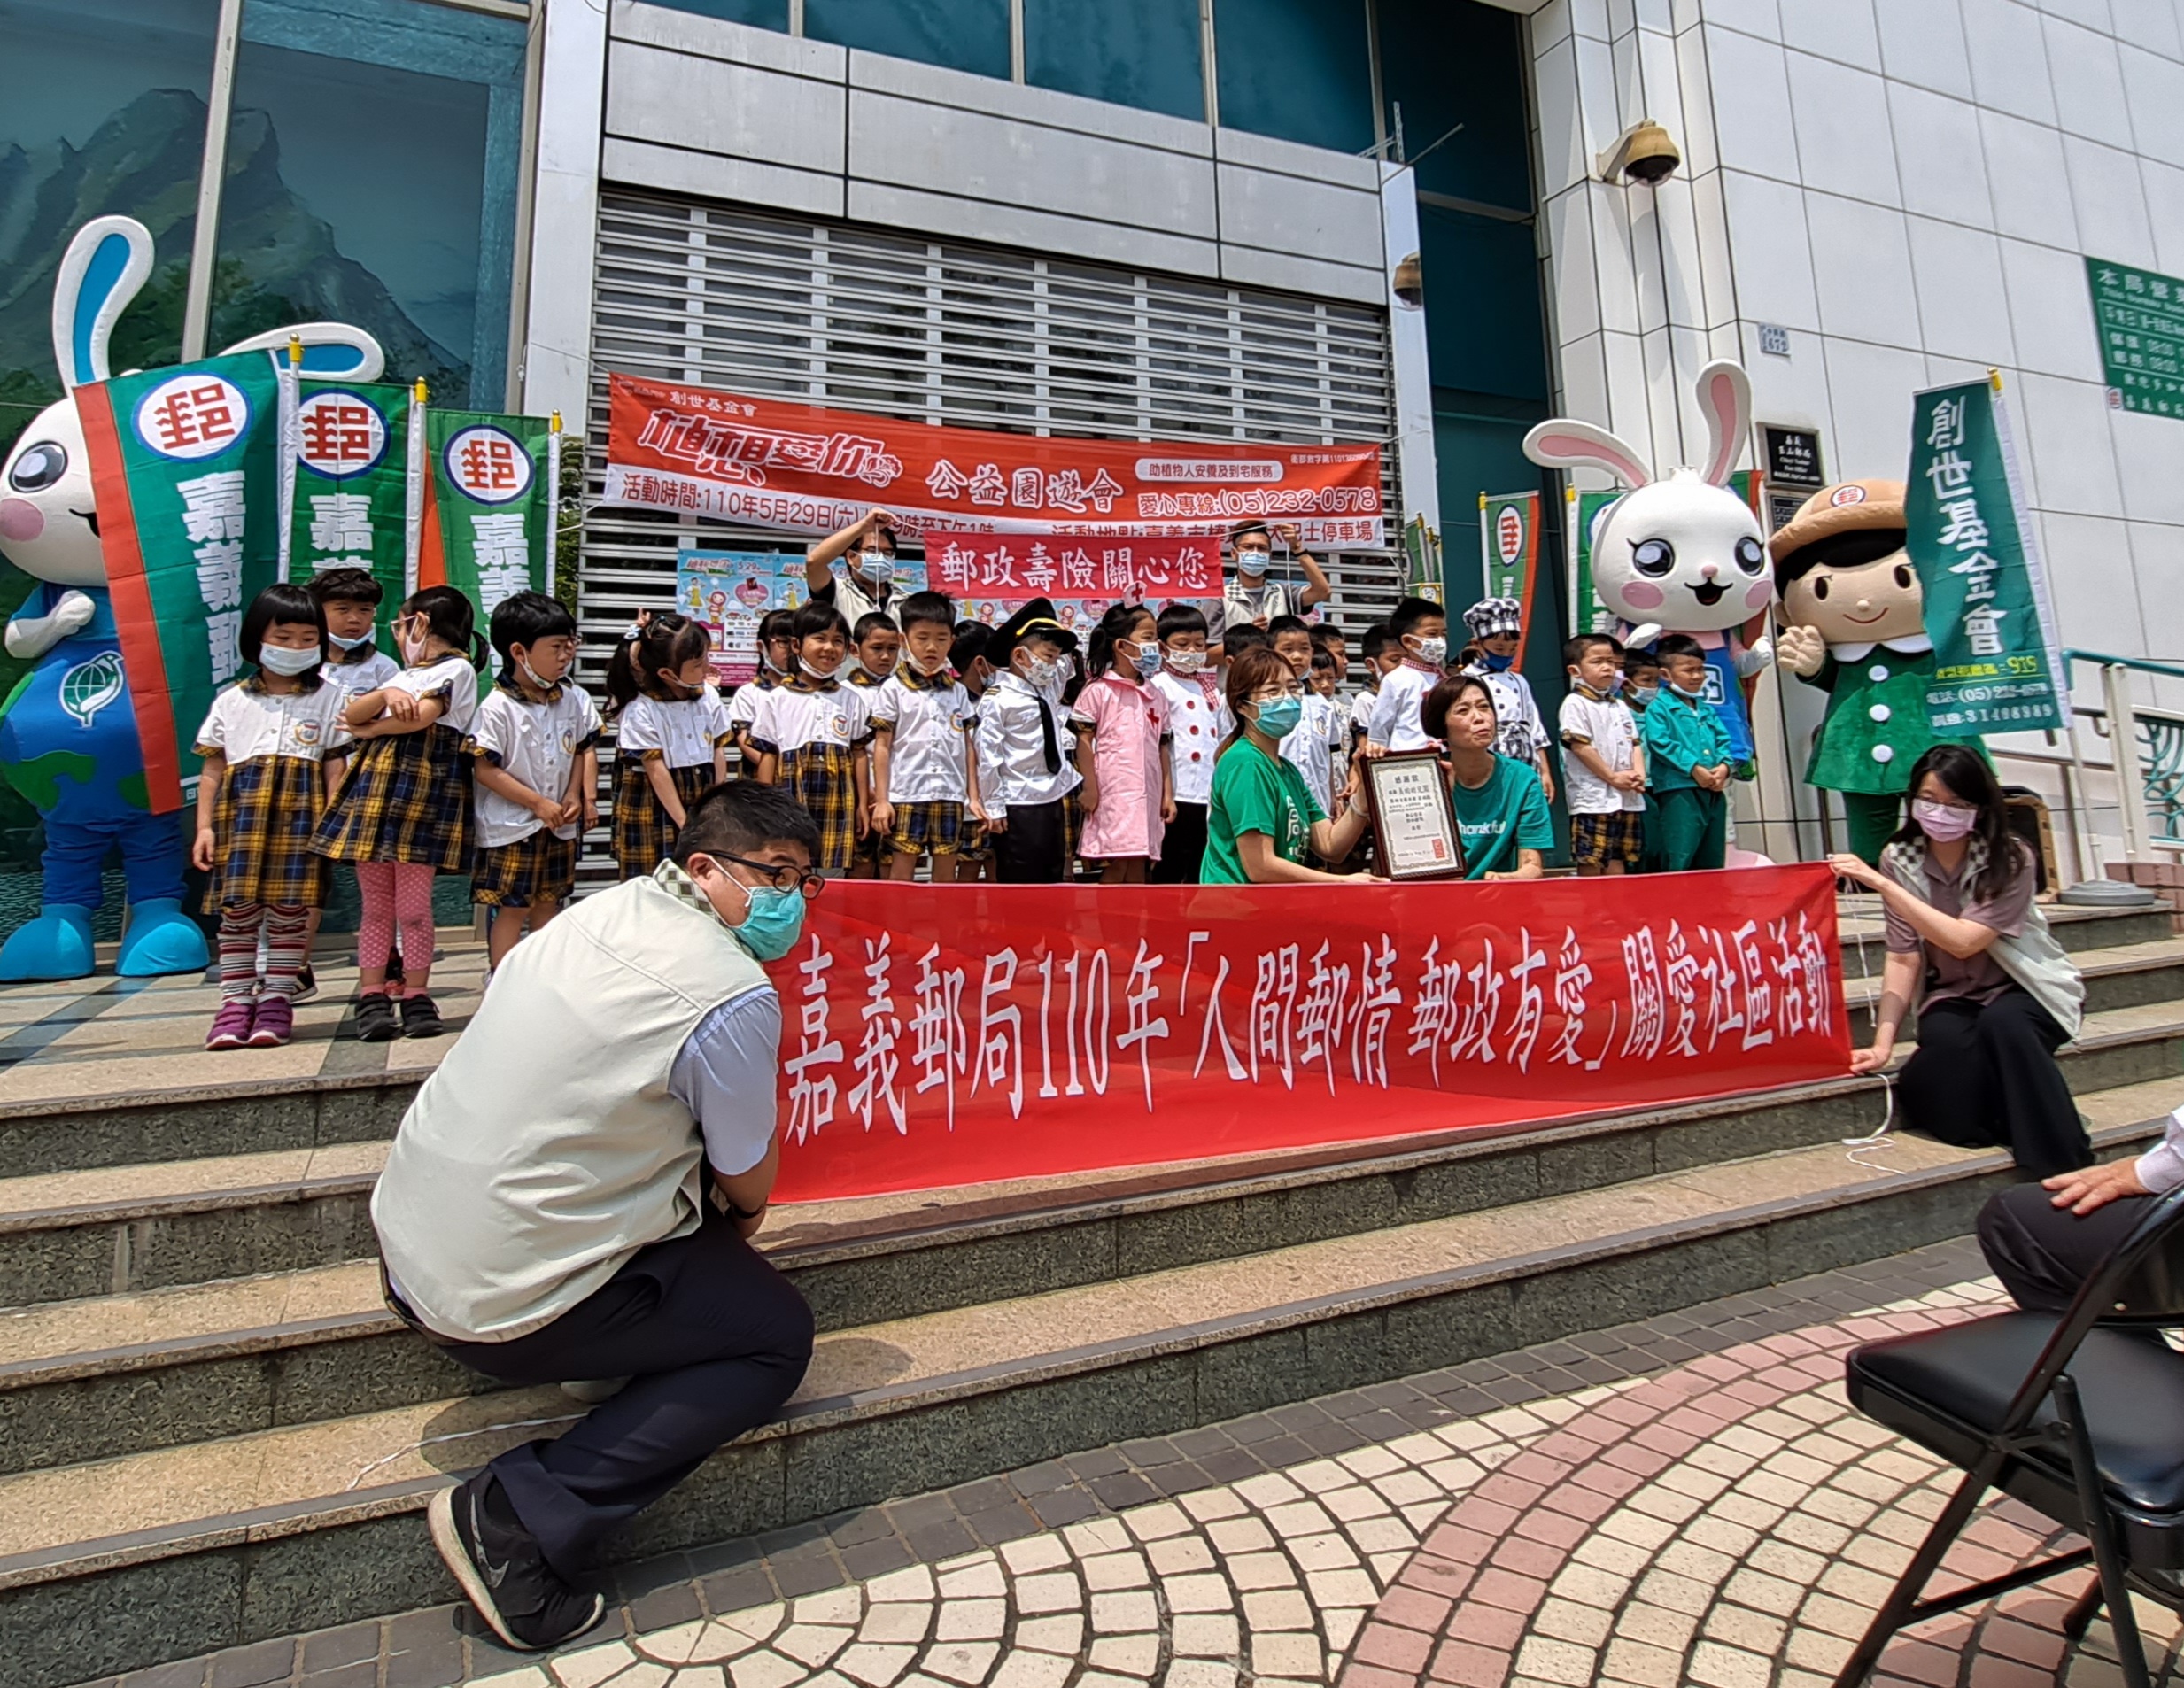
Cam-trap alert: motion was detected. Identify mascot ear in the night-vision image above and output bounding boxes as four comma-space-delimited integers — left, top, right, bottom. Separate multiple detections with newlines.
219, 323, 385, 382
50, 216, 156, 391
1522, 418, 1652, 489
1695, 360, 1753, 488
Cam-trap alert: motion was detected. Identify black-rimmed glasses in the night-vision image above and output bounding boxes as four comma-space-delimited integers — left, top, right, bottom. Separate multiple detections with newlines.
714, 852, 826, 900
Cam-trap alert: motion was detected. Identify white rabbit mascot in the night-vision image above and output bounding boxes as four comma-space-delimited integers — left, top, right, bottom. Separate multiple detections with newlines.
1522, 360, 1776, 770
0, 216, 381, 979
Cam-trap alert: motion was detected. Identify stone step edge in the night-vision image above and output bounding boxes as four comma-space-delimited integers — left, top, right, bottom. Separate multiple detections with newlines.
0, 1110, 2160, 1600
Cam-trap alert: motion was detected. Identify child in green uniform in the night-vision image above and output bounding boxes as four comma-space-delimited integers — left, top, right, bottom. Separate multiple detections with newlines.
1639, 635, 1735, 871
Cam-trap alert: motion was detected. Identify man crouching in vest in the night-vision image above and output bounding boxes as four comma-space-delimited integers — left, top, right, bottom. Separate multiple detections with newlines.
373, 781, 822, 1650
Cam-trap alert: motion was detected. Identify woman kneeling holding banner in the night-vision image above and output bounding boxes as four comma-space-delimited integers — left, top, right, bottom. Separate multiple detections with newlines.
1202, 648, 1372, 884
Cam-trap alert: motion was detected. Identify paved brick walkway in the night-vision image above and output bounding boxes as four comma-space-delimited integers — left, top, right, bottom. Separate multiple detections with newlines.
85, 1240, 2179, 1688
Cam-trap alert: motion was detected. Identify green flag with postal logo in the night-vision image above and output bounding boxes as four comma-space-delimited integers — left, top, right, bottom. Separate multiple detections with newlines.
417, 407, 554, 624
290, 378, 411, 639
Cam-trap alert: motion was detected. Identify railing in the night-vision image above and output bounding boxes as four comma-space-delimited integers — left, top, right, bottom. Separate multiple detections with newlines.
2056, 650, 2184, 871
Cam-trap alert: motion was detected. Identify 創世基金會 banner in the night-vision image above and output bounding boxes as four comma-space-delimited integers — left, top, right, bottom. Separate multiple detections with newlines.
600, 373, 1385, 549
763, 866, 1849, 1204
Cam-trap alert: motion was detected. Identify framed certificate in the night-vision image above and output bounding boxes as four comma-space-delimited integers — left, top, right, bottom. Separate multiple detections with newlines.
1365, 751, 1465, 881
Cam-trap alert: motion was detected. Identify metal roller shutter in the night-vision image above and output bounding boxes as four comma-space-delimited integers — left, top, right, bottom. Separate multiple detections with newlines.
579, 189, 1406, 691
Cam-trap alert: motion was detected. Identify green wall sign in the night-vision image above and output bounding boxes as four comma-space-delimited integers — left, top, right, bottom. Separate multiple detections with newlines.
2086, 256, 2184, 419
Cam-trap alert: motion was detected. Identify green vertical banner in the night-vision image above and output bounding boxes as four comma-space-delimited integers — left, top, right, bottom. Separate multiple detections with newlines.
290, 379, 412, 632
1568, 486, 1622, 635
76, 352, 284, 811
419, 407, 554, 623
1478, 491, 1541, 659
1905, 378, 2067, 735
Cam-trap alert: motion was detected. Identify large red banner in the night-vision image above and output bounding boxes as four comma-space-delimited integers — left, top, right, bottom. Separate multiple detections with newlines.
601, 374, 1385, 548
764, 867, 1849, 1204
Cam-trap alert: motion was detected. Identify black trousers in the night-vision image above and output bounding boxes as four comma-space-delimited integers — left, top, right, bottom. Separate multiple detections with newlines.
1898, 987, 2091, 1178
1151, 801, 1208, 884
993, 796, 1068, 883
1978, 1180, 2152, 1312
429, 1207, 814, 1578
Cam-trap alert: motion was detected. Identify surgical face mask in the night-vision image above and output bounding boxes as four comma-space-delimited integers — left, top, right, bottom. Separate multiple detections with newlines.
799, 657, 838, 679
857, 549, 894, 585
696, 860, 808, 961
909, 647, 949, 676
517, 655, 561, 692
259, 642, 321, 677
1236, 548, 1270, 577
1669, 680, 1706, 701
1912, 798, 1979, 843
1252, 694, 1304, 739
1630, 684, 1659, 704
396, 621, 429, 665
328, 630, 376, 652
1165, 647, 1207, 675
1406, 634, 1447, 668
1019, 655, 1060, 689
1122, 639, 1162, 680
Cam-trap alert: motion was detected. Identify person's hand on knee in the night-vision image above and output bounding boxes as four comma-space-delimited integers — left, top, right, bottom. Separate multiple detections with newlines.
2044, 1159, 2149, 1215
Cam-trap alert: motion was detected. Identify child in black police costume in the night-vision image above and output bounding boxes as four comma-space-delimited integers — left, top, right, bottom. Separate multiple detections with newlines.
193, 584, 351, 1049
871, 591, 980, 882
469, 592, 600, 977
311, 585, 486, 1041
746, 600, 874, 876
607, 612, 732, 880
949, 620, 997, 882
972, 599, 1083, 883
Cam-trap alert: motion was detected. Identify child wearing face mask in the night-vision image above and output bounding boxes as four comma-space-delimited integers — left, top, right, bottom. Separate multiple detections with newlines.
1462, 598, 1554, 804
468, 592, 601, 974
311, 585, 488, 1041
1150, 604, 1228, 885
1070, 603, 1175, 884
973, 600, 1084, 883
1559, 634, 1646, 877
1638, 634, 1735, 872
1364, 596, 1448, 756
949, 621, 998, 881
746, 601, 874, 876
192, 585, 351, 1049
845, 613, 903, 879
310, 569, 399, 703
1219, 521, 1331, 648
726, 608, 797, 771
803, 508, 902, 629
871, 592, 981, 883
607, 612, 734, 882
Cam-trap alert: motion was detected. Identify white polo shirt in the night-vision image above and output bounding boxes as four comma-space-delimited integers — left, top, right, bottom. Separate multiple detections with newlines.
195, 678, 352, 765
469, 682, 604, 846
746, 676, 874, 756
871, 669, 975, 802
617, 686, 733, 768
1367, 662, 1438, 752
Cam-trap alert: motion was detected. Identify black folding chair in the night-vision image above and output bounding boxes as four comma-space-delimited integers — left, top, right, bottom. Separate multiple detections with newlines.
1834, 1186, 2184, 1688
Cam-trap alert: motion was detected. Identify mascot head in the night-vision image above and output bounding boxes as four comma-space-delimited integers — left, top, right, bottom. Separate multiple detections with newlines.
1770, 480, 1924, 647
1522, 360, 1772, 640
0, 216, 384, 592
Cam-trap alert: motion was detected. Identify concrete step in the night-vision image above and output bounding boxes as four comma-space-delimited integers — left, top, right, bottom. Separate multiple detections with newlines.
1, 1086, 2174, 1688
1839, 932, 2184, 1038
1834, 896, 2175, 980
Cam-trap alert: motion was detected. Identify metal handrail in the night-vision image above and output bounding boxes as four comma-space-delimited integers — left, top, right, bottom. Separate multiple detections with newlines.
2064, 648, 2184, 682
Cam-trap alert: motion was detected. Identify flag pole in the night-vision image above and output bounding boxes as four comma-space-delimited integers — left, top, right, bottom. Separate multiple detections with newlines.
276, 336, 302, 583
405, 379, 428, 598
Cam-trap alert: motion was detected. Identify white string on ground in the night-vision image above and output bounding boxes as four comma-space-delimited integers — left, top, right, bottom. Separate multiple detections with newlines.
345, 1413, 583, 1492
1843, 1071, 1900, 1174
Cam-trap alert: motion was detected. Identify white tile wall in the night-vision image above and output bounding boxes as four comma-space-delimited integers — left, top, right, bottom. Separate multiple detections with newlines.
1530, 0, 2184, 863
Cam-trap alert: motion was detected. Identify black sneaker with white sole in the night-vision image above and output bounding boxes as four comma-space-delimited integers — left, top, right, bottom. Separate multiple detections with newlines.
428, 1474, 605, 1652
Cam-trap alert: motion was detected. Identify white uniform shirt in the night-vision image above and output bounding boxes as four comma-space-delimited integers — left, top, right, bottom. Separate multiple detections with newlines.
195, 678, 352, 765
973, 670, 1083, 816
1349, 684, 1379, 741
1558, 687, 1644, 815
390, 654, 482, 738
746, 676, 873, 756
2135, 1106, 2184, 1195
1469, 663, 1550, 763
1150, 670, 1230, 807
871, 669, 975, 803
725, 676, 778, 735
617, 686, 733, 769
1367, 662, 1438, 752
469, 682, 604, 847
1282, 691, 1349, 816
320, 647, 399, 707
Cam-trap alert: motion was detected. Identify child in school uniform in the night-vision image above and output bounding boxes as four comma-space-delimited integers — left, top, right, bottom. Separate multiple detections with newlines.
1268, 615, 1348, 822
310, 585, 485, 1042
747, 600, 873, 876
1150, 603, 1228, 884
1559, 632, 1646, 877
1365, 596, 1447, 755
1463, 596, 1555, 802
1072, 603, 1174, 884
973, 600, 1083, 884
846, 612, 901, 879
468, 592, 600, 972
1640, 633, 1736, 871
193, 585, 350, 1049
871, 591, 980, 882
726, 607, 795, 772
608, 612, 732, 880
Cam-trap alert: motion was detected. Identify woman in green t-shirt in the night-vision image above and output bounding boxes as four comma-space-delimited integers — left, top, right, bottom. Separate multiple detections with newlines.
1422, 674, 1552, 881
1202, 648, 1373, 885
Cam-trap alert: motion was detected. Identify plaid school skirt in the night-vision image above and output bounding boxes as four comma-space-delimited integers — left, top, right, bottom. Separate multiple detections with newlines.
886, 800, 963, 859
779, 743, 860, 875
613, 756, 716, 880
1063, 788, 1085, 870
472, 829, 579, 907
311, 724, 473, 871
207, 754, 331, 909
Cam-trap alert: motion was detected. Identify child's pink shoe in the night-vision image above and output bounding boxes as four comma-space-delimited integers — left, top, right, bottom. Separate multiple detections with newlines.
205, 1000, 254, 1050
247, 996, 293, 1048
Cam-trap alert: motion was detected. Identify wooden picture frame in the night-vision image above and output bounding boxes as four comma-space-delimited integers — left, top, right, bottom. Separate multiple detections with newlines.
1365, 751, 1467, 881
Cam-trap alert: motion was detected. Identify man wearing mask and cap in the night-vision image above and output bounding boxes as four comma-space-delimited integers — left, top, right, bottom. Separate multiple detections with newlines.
374, 783, 821, 1653
805, 507, 903, 629
973, 598, 1084, 883
1216, 522, 1331, 647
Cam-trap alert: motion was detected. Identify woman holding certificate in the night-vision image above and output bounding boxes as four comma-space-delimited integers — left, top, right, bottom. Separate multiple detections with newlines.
1201, 649, 1374, 885
1422, 675, 1553, 881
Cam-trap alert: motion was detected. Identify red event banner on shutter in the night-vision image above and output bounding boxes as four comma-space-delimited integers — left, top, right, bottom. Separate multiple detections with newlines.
923, 530, 1220, 605
763, 866, 1849, 1204
601, 373, 1385, 548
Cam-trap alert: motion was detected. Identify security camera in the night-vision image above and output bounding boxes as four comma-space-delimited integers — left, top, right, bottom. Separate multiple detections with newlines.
1392, 252, 1423, 310
1597, 120, 1680, 185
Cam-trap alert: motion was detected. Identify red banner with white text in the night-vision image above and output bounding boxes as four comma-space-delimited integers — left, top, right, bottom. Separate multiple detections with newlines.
601, 374, 1386, 548
765, 867, 1849, 1204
